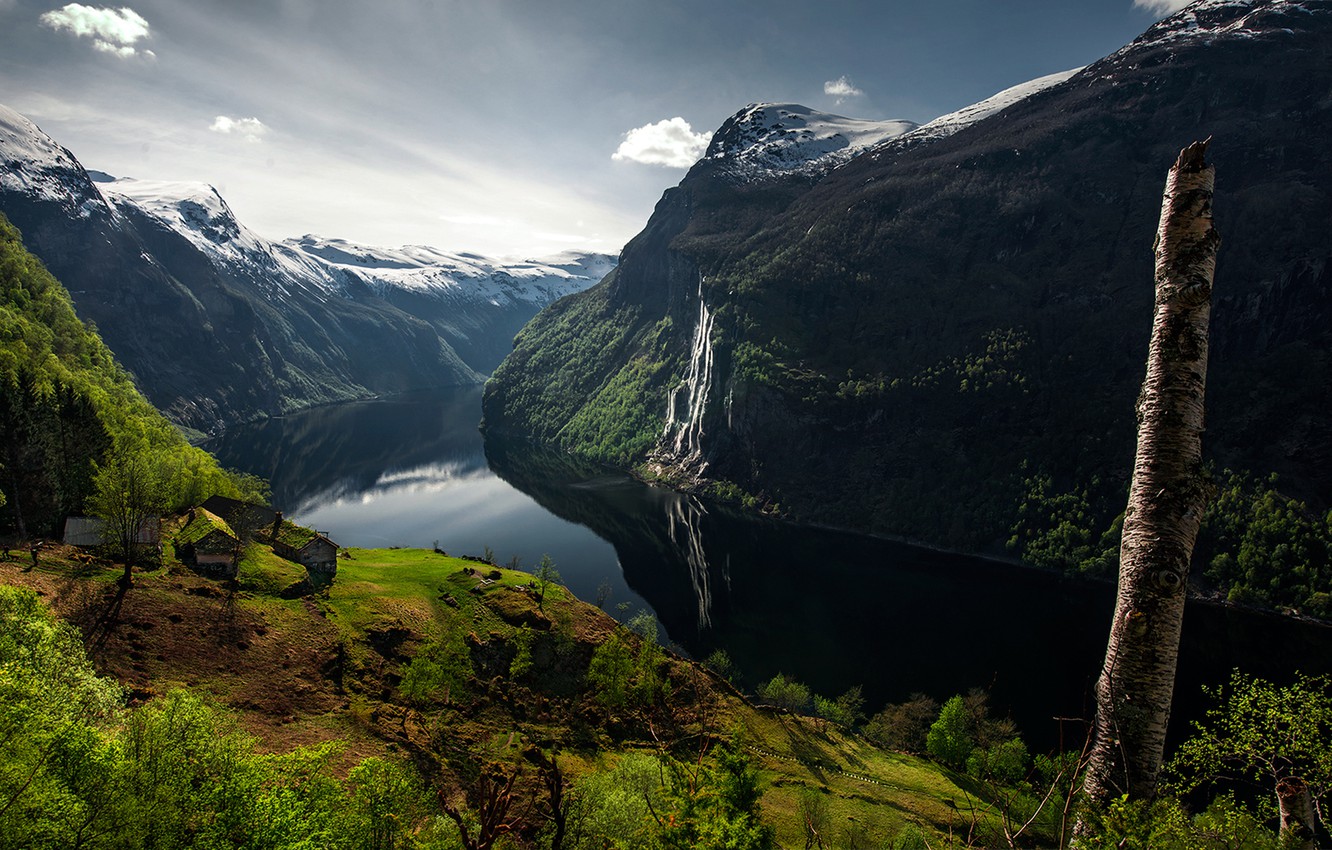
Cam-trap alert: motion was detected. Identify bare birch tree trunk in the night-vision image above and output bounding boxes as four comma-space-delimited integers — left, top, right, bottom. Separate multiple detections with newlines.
1276, 777, 1317, 850
1082, 140, 1220, 805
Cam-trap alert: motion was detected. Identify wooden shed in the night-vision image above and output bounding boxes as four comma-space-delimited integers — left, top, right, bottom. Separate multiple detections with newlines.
63, 516, 161, 548
270, 517, 338, 576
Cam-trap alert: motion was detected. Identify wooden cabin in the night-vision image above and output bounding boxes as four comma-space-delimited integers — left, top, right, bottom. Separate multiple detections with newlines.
62, 516, 161, 548
269, 516, 338, 576
174, 508, 240, 577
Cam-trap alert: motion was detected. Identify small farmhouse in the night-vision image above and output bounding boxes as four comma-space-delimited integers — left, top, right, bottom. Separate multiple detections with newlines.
174, 508, 240, 577
269, 515, 338, 576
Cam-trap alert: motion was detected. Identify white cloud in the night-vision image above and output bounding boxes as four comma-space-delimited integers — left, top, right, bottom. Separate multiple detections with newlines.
210, 115, 268, 143
824, 75, 864, 104
1133, 0, 1191, 15
39, 4, 152, 57
612, 117, 709, 168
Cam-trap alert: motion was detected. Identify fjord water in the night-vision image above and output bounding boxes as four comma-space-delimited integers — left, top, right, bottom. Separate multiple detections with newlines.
207, 386, 1332, 751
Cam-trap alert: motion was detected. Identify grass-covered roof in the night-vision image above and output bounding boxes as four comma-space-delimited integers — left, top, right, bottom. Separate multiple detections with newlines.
273, 519, 322, 550
176, 508, 237, 546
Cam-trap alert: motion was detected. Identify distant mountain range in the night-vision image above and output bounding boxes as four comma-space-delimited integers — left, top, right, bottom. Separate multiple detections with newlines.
483, 0, 1332, 555
0, 104, 614, 433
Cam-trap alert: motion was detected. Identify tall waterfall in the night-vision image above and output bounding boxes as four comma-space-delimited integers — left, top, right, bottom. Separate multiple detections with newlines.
663, 276, 715, 469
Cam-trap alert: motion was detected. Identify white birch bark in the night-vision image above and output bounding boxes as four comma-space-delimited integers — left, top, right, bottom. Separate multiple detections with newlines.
1082, 140, 1220, 804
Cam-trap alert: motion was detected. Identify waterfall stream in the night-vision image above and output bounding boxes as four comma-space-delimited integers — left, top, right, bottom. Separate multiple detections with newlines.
662, 276, 715, 469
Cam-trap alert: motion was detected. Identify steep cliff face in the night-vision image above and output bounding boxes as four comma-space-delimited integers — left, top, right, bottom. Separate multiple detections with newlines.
484, 0, 1332, 551
482, 103, 922, 468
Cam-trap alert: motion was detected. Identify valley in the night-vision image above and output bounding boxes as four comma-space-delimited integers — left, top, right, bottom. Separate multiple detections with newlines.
2, 0, 1331, 846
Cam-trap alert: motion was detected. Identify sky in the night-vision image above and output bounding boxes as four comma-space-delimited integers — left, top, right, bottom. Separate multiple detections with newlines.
0, 0, 1189, 260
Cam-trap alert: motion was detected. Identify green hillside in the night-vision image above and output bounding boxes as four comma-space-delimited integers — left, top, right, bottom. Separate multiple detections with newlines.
0, 211, 262, 538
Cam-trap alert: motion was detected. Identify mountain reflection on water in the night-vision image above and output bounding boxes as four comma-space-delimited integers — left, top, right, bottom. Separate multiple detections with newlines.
210, 387, 1332, 753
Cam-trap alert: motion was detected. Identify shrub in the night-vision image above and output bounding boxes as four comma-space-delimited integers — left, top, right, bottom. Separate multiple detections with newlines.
759, 674, 811, 713
926, 695, 973, 768
864, 694, 939, 753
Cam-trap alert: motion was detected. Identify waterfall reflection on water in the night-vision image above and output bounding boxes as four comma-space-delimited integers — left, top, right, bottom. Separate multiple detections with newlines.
666, 496, 714, 630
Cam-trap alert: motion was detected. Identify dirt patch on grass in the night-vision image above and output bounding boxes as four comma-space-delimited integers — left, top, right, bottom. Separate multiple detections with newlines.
0, 555, 349, 752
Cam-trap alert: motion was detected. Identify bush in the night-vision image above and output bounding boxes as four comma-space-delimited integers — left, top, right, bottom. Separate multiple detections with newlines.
704, 649, 738, 682
926, 695, 973, 768
891, 823, 930, 850
966, 737, 1029, 783
864, 694, 938, 753
759, 674, 811, 713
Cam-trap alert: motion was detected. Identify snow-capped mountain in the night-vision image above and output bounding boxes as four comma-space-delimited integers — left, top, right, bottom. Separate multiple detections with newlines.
0, 105, 614, 432
1116, 0, 1323, 54
697, 67, 1084, 184
703, 103, 917, 182
0, 103, 106, 219
98, 176, 614, 310
281, 235, 616, 306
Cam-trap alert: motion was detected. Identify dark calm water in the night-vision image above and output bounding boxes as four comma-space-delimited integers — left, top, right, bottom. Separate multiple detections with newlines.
206, 386, 1332, 752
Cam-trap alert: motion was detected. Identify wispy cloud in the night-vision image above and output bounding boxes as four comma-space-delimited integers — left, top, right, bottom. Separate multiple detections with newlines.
210, 115, 268, 143
824, 75, 864, 104
39, 4, 153, 58
1132, 0, 1191, 16
612, 117, 709, 168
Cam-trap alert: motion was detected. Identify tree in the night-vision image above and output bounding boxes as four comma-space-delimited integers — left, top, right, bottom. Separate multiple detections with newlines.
586, 630, 634, 709
1083, 140, 1220, 805
865, 693, 939, 754
0, 586, 122, 844
654, 738, 776, 850
87, 437, 166, 584
342, 757, 430, 850
533, 553, 560, 610
814, 685, 866, 730
758, 674, 811, 713
524, 746, 570, 850
927, 695, 974, 768
1168, 671, 1332, 849
798, 786, 831, 849
439, 761, 528, 850
703, 649, 738, 683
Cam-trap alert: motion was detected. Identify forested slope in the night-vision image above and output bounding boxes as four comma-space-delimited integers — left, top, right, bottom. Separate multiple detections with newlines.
0, 212, 259, 537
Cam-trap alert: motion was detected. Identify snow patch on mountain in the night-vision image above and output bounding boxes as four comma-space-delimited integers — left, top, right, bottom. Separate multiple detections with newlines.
0, 104, 108, 217
105, 178, 270, 259
1116, 0, 1322, 55
101, 178, 331, 298
903, 68, 1084, 145
293, 236, 614, 307
704, 103, 917, 182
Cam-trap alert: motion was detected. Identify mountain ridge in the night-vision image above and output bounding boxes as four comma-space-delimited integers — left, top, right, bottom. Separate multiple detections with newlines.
483, 0, 1332, 564
0, 105, 614, 433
